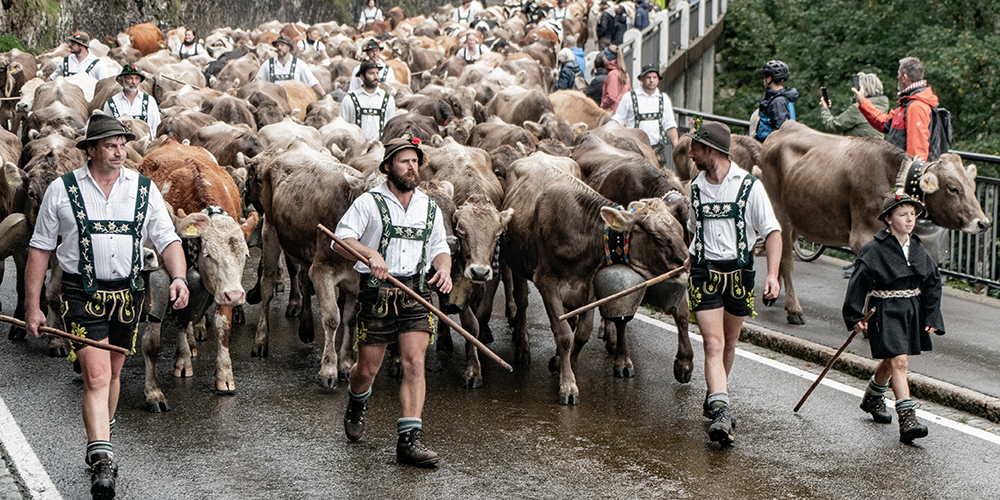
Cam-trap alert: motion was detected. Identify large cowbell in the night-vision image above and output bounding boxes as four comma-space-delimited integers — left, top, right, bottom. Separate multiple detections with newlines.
593, 264, 646, 320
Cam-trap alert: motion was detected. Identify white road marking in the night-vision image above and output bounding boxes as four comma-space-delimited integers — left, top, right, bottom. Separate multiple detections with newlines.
634, 313, 1000, 445
0, 396, 63, 499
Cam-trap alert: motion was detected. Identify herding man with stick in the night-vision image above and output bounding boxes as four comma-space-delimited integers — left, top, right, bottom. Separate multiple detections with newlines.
684, 121, 782, 445
333, 134, 452, 467
25, 114, 190, 499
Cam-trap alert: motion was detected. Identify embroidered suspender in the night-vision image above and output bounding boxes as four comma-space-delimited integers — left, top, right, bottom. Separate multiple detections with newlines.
268, 56, 297, 82
691, 172, 757, 268
367, 192, 438, 291
61, 172, 151, 294
630, 91, 667, 144
62, 57, 100, 77
348, 91, 391, 135
106, 94, 149, 122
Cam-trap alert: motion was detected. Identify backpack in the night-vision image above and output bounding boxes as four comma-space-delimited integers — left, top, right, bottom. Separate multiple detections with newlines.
927, 106, 952, 161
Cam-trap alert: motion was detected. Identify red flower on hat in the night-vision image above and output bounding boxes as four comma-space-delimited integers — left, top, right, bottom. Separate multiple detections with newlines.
895, 194, 902, 201
411, 137, 421, 146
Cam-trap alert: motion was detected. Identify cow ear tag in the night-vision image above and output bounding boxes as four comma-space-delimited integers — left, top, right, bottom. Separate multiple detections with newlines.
186, 225, 198, 237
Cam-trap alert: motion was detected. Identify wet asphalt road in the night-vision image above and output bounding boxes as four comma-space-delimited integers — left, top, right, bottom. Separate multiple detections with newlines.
2, 253, 1000, 500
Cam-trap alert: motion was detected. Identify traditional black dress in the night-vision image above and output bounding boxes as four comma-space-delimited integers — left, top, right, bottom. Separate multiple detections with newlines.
842, 230, 945, 359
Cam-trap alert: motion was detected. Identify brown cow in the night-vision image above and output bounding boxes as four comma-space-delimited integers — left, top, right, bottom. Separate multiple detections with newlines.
469, 116, 539, 152
381, 113, 439, 143
277, 80, 317, 120
189, 121, 263, 168
758, 121, 991, 324
672, 134, 761, 182
141, 138, 259, 409
210, 52, 260, 91
501, 156, 689, 404
23, 79, 90, 141
524, 112, 588, 146
258, 116, 324, 151
202, 94, 257, 130
157, 110, 216, 141
549, 90, 613, 131
486, 86, 551, 126
304, 94, 341, 129
575, 120, 658, 166
1, 50, 37, 132
123, 23, 165, 56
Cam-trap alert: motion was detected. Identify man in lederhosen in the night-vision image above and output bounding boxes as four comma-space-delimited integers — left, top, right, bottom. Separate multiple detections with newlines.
340, 58, 396, 141
683, 121, 782, 446
254, 34, 325, 97
333, 135, 452, 468
348, 38, 396, 92
47, 31, 110, 82
103, 64, 161, 139
612, 64, 679, 169
25, 114, 190, 499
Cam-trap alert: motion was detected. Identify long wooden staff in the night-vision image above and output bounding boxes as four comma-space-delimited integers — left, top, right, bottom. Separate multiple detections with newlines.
158, 74, 203, 90
793, 307, 877, 412
318, 224, 513, 373
558, 267, 685, 322
0, 314, 130, 355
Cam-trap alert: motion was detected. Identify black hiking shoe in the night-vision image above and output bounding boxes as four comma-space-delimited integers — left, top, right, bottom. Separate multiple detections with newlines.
860, 392, 892, 424
898, 408, 928, 443
344, 398, 367, 442
90, 458, 118, 500
703, 396, 737, 429
396, 429, 439, 467
707, 404, 735, 445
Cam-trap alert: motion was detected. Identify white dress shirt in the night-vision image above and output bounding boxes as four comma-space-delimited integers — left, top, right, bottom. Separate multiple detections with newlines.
360, 7, 384, 24
687, 161, 781, 262
50, 53, 110, 81
612, 89, 678, 146
456, 44, 489, 63
103, 91, 162, 138
30, 166, 179, 281
174, 42, 205, 59
452, 5, 481, 24
334, 182, 450, 276
254, 56, 320, 87
339, 87, 396, 141
297, 39, 325, 53
348, 63, 396, 93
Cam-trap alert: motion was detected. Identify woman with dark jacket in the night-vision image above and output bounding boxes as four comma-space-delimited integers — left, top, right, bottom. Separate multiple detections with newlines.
555, 48, 582, 90
585, 54, 608, 104
612, 6, 629, 45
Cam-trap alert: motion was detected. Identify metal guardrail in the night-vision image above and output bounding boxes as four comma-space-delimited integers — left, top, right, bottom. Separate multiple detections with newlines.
672, 107, 1000, 289
619, 1, 726, 86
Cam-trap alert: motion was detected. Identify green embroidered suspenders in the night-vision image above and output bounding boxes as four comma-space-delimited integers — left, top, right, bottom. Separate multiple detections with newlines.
348, 91, 391, 135
106, 94, 149, 122
63, 56, 99, 77
367, 191, 438, 291
269, 56, 297, 82
630, 91, 667, 144
61, 172, 151, 294
691, 172, 757, 268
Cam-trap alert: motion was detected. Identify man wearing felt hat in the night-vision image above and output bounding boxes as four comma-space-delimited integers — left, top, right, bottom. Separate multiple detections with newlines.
333, 134, 452, 468
24, 114, 190, 498
612, 64, 678, 169
843, 190, 943, 443
341, 57, 396, 141
254, 34, 325, 97
102, 64, 161, 138
683, 121, 782, 446
47, 31, 110, 82
349, 38, 396, 92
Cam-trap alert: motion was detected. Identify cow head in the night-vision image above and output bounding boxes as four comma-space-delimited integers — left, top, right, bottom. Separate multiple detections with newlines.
175, 208, 259, 307
919, 154, 991, 234
599, 198, 687, 280
452, 194, 513, 283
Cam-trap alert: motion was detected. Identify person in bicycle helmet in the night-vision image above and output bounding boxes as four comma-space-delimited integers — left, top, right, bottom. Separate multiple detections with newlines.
755, 60, 798, 142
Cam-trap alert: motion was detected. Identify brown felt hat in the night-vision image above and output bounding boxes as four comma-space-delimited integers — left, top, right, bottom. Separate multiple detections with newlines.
68, 31, 90, 46
76, 114, 135, 150
684, 121, 731, 156
380, 135, 424, 174
272, 34, 293, 48
879, 191, 924, 222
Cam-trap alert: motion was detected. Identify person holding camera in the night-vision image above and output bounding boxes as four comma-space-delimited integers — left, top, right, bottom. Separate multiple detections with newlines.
820, 72, 888, 137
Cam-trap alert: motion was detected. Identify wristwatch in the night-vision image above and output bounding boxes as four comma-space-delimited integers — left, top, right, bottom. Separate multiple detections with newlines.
172, 276, 189, 286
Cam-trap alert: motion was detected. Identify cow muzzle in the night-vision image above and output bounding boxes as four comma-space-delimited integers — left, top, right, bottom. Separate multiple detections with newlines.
967, 217, 992, 234
464, 264, 492, 283
222, 290, 246, 307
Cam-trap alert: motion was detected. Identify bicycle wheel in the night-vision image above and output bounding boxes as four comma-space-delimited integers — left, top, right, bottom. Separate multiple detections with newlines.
793, 236, 825, 262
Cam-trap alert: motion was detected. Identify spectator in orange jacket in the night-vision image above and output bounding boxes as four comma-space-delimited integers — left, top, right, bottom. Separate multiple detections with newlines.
601, 45, 631, 112
854, 57, 938, 161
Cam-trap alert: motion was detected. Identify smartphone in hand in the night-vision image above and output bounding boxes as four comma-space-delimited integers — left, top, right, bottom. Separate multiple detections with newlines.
853, 73, 861, 91
820, 87, 829, 107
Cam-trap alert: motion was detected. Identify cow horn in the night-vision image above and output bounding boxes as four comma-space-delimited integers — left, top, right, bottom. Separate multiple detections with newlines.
0, 214, 31, 261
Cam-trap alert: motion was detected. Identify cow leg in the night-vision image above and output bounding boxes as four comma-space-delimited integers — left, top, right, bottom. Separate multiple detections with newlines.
192, 315, 207, 343
309, 261, 341, 389
475, 277, 501, 344
611, 319, 634, 378
781, 228, 805, 324
231, 305, 245, 325
297, 270, 315, 343
601, 319, 617, 354
434, 291, 454, 352
43, 267, 70, 357
173, 320, 194, 378
141, 321, 170, 412
8, 250, 27, 340
335, 281, 359, 382
538, 284, 586, 405
671, 296, 694, 384
503, 264, 516, 327
460, 305, 483, 389
252, 219, 281, 357
214, 306, 236, 394
511, 275, 531, 365
285, 256, 302, 317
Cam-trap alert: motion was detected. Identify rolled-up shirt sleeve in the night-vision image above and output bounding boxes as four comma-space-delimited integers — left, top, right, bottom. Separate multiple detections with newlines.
334, 193, 373, 243
143, 183, 181, 253
747, 181, 781, 239
28, 181, 65, 251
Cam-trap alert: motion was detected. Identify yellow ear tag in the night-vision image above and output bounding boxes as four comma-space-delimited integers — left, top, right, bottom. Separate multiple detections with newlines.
612, 219, 620, 228
185, 225, 198, 236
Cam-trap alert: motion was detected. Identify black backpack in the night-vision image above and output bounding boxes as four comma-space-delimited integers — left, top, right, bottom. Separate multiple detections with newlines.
927, 106, 952, 161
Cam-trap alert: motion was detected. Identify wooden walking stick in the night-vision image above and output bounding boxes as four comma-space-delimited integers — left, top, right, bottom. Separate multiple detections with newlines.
318, 224, 513, 373
0, 315, 130, 355
558, 267, 685, 322
793, 307, 877, 412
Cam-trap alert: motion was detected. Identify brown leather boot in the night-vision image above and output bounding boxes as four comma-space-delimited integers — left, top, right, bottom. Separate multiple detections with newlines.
90, 458, 118, 500
860, 392, 892, 423
396, 429, 439, 467
344, 398, 367, 442
898, 408, 928, 442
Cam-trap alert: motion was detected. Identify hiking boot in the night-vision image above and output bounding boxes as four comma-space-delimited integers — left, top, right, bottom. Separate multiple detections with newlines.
898, 408, 928, 443
396, 429, 439, 467
703, 396, 737, 429
343, 398, 367, 442
90, 458, 118, 500
707, 405, 735, 445
860, 392, 892, 424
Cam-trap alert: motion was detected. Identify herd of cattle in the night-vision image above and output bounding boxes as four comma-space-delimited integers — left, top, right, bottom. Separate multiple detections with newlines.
0, 1, 991, 409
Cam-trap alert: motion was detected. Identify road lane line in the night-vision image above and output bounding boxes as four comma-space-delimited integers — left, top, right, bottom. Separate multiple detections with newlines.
634, 313, 1000, 445
0, 396, 62, 500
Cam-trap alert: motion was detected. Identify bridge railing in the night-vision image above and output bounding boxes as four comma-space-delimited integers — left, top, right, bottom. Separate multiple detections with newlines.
620, 0, 727, 81
673, 107, 1000, 290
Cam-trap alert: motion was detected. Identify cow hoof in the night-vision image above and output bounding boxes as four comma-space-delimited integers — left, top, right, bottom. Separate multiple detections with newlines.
558, 393, 579, 405
146, 401, 170, 413
190, 347, 198, 357
216, 381, 236, 395
194, 328, 208, 342
338, 369, 350, 382
285, 304, 301, 318
614, 366, 635, 378
232, 306, 245, 325
787, 313, 805, 325
8, 327, 25, 341
388, 363, 402, 378
298, 324, 314, 344
275, 282, 285, 293
49, 344, 69, 358
317, 376, 337, 390
462, 376, 483, 389
251, 344, 269, 357
173, 366, 194, 378
479, 326, 494, 344
548, 356, 559, 373
673, 359, 693, 384
246, 285, 262, 305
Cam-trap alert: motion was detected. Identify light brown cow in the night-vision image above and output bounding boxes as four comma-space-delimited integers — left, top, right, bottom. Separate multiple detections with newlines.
141, 138, 259, 409
189, 121, 263, 167
501, 156, 689, 404
277, 80, 317, 120
549, 90, 613, 131
759, 121, 991, 324
258, 115, 324, 151
486, 86, 551, 126
576, 120, 658, 166
470, 116, 539, 152
122, 23, 165, 56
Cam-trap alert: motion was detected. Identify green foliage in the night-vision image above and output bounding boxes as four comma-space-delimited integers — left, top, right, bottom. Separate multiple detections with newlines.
0, 35, 27, 53
717, 0, 1000, 163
